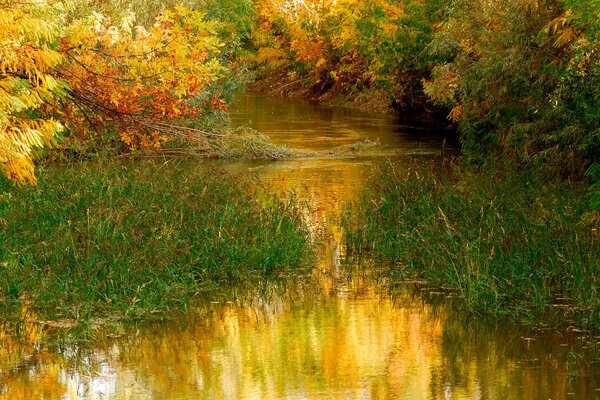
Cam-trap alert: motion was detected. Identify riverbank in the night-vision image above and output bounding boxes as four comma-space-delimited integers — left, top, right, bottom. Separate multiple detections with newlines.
248, 73, 455, 128
248, 71, 395, 114
0, 160, 311, 327
343, 161, 599, 332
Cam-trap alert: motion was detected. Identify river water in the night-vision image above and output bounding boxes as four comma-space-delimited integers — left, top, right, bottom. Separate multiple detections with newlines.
1, 93, 598, 399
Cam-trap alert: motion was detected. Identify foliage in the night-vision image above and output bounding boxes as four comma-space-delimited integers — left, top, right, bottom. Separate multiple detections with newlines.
85, 0, 257, 65
249, 0, 598, 174
249, 0, 449, 111
0, 1, 67, 184
200, 0, 257, 60
0, 160, 310, 322
583, 163, 600, 226
1, 1, 254, 183
3, 0, 598, 183
344, 161, 600, 329
59, 6, 226, 150
424, 0, 599, 172
588, 163, 600, 211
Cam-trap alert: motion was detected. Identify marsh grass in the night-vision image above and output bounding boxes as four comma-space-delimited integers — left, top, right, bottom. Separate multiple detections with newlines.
0, 160, 311, 324
343, 161, 599, 330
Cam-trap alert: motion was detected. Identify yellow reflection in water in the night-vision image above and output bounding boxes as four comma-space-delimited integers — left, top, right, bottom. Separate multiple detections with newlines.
2, 282, 597, 400
0, 307, 68, 400
108, 291, 448, 399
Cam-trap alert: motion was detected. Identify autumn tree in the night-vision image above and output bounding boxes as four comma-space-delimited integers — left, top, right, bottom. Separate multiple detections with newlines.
424, 0, 599, 173
1, 2, 231, 183
0, 0, 66, 184
58, 6, 227, 150
249, 0, 449, 117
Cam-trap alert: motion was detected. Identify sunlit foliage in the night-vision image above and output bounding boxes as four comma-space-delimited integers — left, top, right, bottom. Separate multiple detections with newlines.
250, 0, 449, 111
59, 6, 226, 149
1, 1, 234, 183
0, 1, 66, 184
2, 0, 598, 183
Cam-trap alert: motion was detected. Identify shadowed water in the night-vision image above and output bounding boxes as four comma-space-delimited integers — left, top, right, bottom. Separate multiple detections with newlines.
229, 92, 456, 155
0, 93, 598, 399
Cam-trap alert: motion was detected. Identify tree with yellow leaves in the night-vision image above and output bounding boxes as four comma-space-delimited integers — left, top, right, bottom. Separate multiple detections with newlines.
0, 0, 67, 184
58, 6, 226, 150
1, 2, 228, 184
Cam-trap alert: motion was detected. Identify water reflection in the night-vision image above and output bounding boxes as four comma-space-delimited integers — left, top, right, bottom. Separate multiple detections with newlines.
229, 91, 458, 155
3, 279, 597, 399
1, 93, 598, 399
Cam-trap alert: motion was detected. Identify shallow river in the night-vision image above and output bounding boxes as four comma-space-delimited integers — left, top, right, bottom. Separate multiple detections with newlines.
1, 93, 599, 399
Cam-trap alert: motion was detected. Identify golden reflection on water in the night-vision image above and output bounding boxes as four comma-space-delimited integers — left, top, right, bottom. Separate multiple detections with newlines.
229, 92, 455, 154
3, 280, 596, 399
63, 288, 451, 399
1, 94, 599, 399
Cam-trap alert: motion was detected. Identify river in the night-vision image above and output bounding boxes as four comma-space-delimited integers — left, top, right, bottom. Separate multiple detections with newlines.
0, 93, 598, 399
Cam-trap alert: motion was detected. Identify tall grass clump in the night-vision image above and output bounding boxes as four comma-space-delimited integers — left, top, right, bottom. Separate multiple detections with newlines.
343, 161, 599, 329
0, 160, 310, 323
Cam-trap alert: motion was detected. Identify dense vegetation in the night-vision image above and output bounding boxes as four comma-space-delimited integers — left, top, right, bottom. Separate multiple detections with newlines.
343, 162, 599, 329
248, 0, 599, 174
2, 0, 598, 182
0, 161, 310, 322
1, 0, 257, 184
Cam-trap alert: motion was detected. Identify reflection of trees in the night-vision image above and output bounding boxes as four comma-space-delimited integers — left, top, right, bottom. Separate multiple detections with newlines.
250, 158, 366, 239
73, 287, 451, 399
230, 93, 403, 151
1, 131, 598, 398
2, 281, 599, 399
429, 306, 596, 399
0, 319, 66, 399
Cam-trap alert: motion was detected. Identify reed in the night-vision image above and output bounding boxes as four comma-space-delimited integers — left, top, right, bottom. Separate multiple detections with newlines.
343, 161, 599, 330
0, 160, 311, 324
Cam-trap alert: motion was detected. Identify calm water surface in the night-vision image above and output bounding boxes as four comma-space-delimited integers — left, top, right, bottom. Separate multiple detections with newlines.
1, 93, 598, 399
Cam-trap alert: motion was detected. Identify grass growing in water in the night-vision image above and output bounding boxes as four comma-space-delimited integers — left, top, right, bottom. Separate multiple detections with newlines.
0, 160, 310, 324
343, 161, 599, 330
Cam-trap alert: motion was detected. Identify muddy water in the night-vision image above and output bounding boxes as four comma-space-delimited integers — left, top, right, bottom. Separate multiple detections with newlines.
230, 92, 454, 154
1, 93, 599, 399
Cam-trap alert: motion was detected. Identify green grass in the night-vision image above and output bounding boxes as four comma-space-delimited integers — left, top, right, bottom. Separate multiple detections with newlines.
343, 161, 599, 330
0, 160, 311, 324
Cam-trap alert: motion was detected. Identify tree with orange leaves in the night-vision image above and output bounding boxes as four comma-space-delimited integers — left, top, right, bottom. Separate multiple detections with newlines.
1, 2, 228, 184
59, 6, 227, 150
